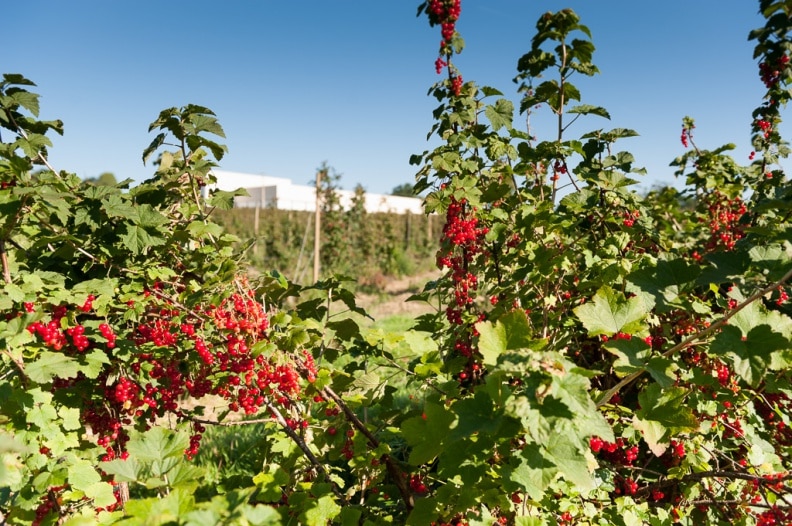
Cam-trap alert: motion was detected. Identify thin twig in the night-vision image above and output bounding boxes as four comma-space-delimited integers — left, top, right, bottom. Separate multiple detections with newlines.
191, 416, 273, 427
192, 405, 346, 501
320, 386, 414, 511
4, 108, 59, 174
1, 349, 28, 388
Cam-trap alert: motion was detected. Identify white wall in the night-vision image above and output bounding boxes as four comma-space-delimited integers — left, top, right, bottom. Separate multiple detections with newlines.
211, 169, 424, 215
209, 169, 291, 192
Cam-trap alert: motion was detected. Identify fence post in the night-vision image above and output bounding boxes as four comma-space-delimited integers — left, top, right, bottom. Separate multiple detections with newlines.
313, 169, 322, 282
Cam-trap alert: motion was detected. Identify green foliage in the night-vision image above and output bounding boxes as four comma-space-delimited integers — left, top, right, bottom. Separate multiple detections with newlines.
2, 2, 792, 525
213, 204, 442, 285
391, 183, 416, 197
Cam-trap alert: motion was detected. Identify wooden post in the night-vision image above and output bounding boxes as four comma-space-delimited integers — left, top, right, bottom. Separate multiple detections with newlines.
426, 213, 432, 245
313, 169, 322, 282
253, 205, 260, 256
405, 211, 411, 250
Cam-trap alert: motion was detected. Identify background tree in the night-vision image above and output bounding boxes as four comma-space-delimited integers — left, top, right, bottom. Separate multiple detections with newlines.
82, 171, 117, 186
391, 182, 415, 197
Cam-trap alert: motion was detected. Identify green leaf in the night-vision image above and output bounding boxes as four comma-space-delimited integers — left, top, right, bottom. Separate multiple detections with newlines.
450, 390, 502, 441
101, 194, 138, 219
16, 133, 51, 158
208, 188, 248, 210
603, 337, 651, 376
551, 370, 614, 442
710, 324, 785, 386
500, 444, 558, 501
68, 460, 102, 492
339, 506, 363, 526
633, 384, 698, 455
627, 257, 700, 313
402, 402, 457, 464
101, 457, 141, 483
27, 352, 81, 383
135, 204, 169, 227
59, 406, 82, 431
573, 286, 650, 337
82, 349, 112, 379
2, 283, 24, 303
121, 225, 166, 255
142, 132, 166, 165
253, 466, 290, 502
327, 318, 360, 341
697, 251, 750, 285
187, 220, 224, 239
645, 356, 677, 389
302, 494, 342, 526
85, 480, 117, 507
484, 99, 514, 131
475, 309, 534, 365
545, 432, 594, 492
188, 113, 226, 137
8, 89, 40, 116
126, 427, 189, 464
568, 104, 611, 119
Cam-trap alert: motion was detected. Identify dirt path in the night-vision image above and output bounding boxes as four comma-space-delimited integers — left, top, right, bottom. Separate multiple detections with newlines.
356, 270, 442, 319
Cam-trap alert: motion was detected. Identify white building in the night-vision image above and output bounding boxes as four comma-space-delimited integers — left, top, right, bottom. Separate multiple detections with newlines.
209, 169, 424, 215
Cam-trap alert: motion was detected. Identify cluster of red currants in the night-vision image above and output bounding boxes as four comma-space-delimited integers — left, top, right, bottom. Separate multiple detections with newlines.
700, 192, 747, 252
427, 0, 463, 95
759, 54, 790, 89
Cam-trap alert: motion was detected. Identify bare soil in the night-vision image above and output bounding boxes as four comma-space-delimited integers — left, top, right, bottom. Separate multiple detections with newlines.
355, 270, 442, 319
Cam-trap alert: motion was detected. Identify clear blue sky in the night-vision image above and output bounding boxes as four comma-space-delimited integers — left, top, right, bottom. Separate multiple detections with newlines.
6, 1, 768, 195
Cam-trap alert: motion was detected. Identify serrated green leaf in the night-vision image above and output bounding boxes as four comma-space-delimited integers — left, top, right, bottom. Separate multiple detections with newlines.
484, 99, 514, 132
711, 324, 785, 386
449, 390, 502, 441
551, 371, 614, 442
2, 283, 24, 303
27, 352, 81, 383
85, 480, 117, 508
59, 406, 82, 431
187, 220, 225, 239
208, 188, 248, 210
603, 337, 651, 375
68, 460, 102, 492
402, 330, 438, 356
8, 90, 40, 116
476, 309, 534, 365
121, 224, 166, 254
253, 466, 290, 502
545, 432, 594, 491
188, 113, 226, 137
568, 104, 611, 119
302, 494, 341, 526
402, 402, 456, 465
100, 457, 141, 483
126, 427, 189, 463
500, 444, 558, 501
135, 204, 169, 227
327, 318, 360, 341
627, 257, 700, 313
574, 286, 649, 337
633, 384, 698, 455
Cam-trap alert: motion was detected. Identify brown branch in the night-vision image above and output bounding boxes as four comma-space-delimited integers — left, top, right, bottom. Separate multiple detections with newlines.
320, 386, 415, 512
597, 265, 792, 407
190, 416, 273, 427
192, 404, 346, 502
0, 239, 10, 283
1, 349, 27, 387
148, 288, 207, 323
